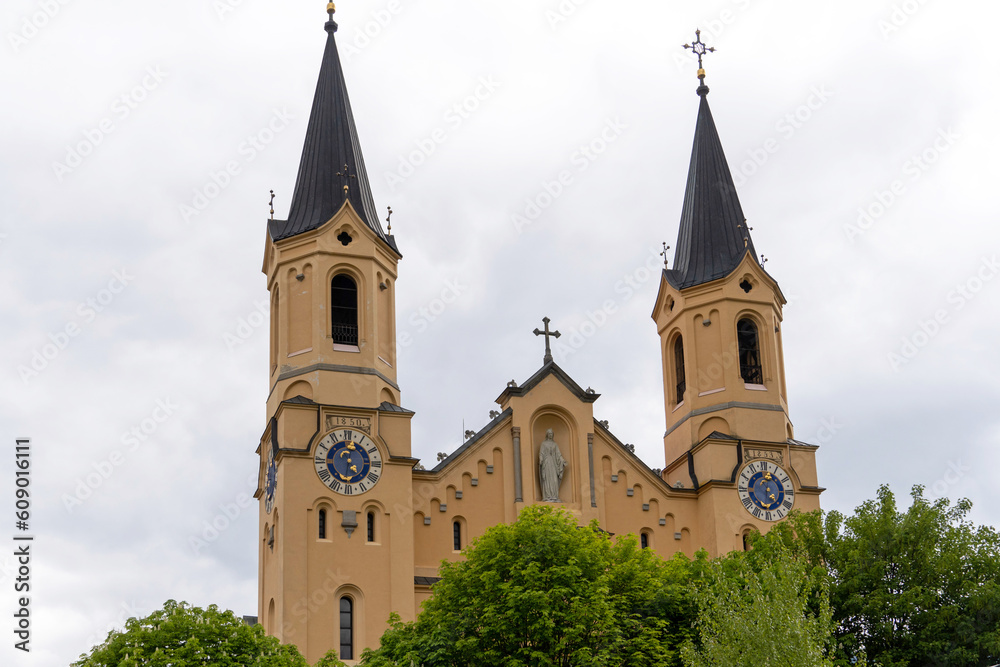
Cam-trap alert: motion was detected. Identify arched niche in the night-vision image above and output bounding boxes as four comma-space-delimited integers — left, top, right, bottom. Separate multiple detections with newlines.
529, 408, 578, 505
283, 380, 313, 402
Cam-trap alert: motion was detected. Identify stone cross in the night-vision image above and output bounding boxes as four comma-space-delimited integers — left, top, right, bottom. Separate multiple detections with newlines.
533, 317, 561, 365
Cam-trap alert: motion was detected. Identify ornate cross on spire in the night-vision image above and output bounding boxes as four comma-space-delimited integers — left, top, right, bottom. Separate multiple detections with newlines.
683, 29, 716, 93
336, 163, 356, 195
533, 317, 561, 365
269, 190, 275, 220
660, 242, 671, 269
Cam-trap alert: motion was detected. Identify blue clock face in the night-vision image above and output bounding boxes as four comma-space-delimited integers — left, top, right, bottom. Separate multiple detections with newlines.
314, 429, 383, 495
737, 460, 794, 522
264, 449, 277, 514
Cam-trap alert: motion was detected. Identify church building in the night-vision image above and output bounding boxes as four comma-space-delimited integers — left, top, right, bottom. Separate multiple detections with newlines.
255, 9, 823, 663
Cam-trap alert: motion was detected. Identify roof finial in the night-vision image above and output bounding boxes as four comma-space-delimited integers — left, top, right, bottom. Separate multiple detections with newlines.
325, 2, 338, 32
386, 206, 393, 234
683, 29, 715, 96
661, 242, 671, 269
269, 190, 275, 220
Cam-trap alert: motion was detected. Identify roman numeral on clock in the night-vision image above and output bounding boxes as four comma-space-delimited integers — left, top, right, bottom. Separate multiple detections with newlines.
367, 472, 379, 483
314, 456, 326, 464
782, 499, 793, 509
742, 497, 752, 509
372, 460, 382, 468
358, 482, 367, 493
318, 469, 332, 482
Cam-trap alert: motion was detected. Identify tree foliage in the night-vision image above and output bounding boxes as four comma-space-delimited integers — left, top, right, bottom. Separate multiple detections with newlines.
73, 600, 310, 667
820, 485, 1000, 667
361, 504, 699, 667
681, 536, 836, 667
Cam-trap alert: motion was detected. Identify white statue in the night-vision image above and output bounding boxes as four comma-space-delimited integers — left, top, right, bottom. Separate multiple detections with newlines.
538, 429, 567, 502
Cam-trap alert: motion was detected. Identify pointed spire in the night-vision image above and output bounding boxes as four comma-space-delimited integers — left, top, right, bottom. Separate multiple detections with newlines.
666, 46, 754, 290
269, 5, 398, 254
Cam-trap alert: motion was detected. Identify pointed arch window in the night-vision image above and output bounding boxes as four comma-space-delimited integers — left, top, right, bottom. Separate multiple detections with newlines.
737, 319, 763, 385
331, 275, 358, 346
318, 509, 327, 540
673, 337, 686, 404
339, 597, 354, 660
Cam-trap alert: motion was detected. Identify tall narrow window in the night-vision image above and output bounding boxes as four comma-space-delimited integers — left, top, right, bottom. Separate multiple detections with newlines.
339, 597, 353, 660
331, 275, 358, 346
366, 511, 375, 543
673, 337, 686, 404
318, 509, 327, 540
453, 521, 462, 551
737, 319, 763, 384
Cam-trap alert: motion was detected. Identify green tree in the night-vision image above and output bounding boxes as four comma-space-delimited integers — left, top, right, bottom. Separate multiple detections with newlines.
361, 504, 698, 667
681, 539, 836, 667
821, 485, 1000, 667
73, 600, 309, 667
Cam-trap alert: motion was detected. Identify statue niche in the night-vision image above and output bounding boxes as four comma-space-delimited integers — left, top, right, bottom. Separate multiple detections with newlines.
538, 428, 567, 502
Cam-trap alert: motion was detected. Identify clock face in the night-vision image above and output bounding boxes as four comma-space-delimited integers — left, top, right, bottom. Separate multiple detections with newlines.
314, 429, 383, 495
737, 460, 794, 522
264, 447, 277, 515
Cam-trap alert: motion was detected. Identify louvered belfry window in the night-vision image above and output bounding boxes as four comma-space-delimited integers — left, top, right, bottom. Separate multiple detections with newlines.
331, 275, 358, 345
737, 319, 763, 384
674, 337, 686, 403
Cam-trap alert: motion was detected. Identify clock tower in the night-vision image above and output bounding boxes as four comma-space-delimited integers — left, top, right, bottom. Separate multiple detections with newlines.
652, 33, 820, 552
256, 5, 417, 663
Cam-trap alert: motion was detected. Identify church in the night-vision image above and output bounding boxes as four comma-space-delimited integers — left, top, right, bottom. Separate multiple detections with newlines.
254, 7, 823, 663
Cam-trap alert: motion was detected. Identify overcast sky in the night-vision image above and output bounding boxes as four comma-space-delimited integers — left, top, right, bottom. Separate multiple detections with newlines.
2, 0, 999, 664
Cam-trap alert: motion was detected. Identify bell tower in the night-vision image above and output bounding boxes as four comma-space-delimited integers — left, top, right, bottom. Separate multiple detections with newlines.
653, 34, 793, 474
256, 5, 416, 663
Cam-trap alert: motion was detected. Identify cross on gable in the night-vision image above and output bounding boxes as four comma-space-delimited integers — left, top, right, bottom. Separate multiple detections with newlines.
533, 317, 561, 365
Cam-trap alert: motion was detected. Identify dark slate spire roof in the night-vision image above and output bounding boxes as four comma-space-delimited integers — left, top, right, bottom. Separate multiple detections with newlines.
268, 16, 398, 254
665, 86, 754, 289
